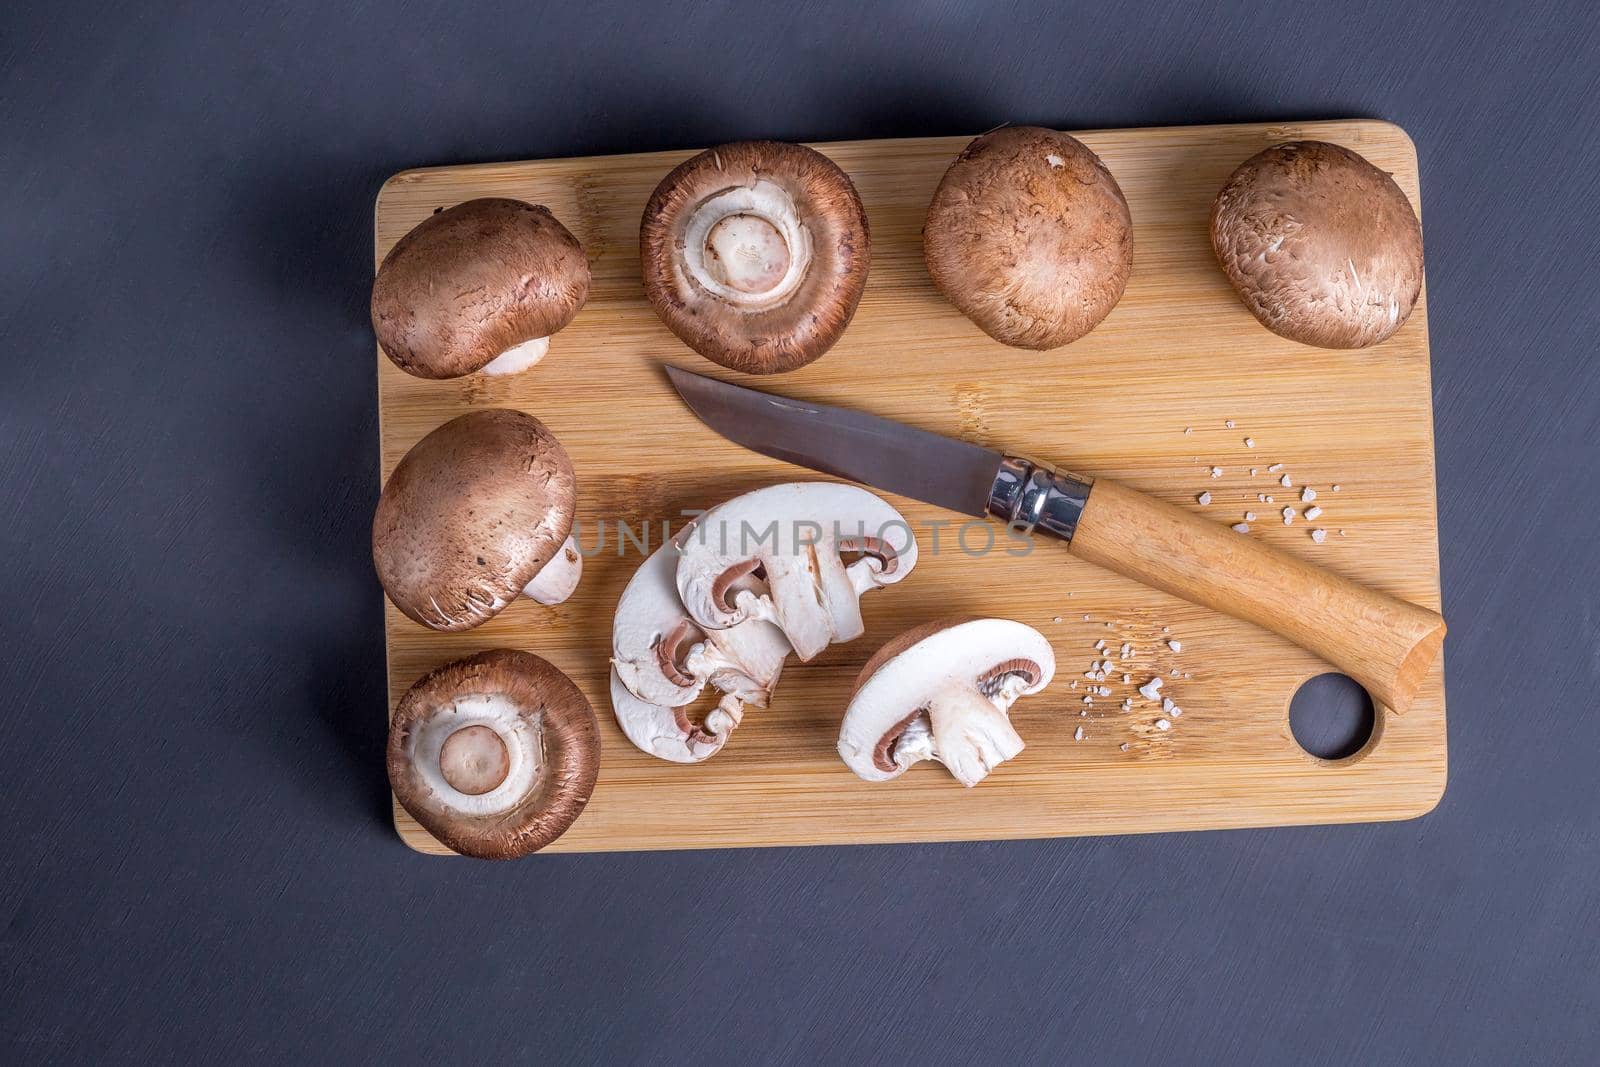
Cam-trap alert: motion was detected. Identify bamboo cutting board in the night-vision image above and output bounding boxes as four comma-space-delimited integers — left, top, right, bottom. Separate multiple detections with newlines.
375, 120, 1445, 855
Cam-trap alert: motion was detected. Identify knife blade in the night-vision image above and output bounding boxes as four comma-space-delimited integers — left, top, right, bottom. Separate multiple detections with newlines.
664, 363, 1446, 715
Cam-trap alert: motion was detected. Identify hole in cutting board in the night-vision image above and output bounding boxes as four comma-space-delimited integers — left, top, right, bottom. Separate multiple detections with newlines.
1289, 674, 1375, 761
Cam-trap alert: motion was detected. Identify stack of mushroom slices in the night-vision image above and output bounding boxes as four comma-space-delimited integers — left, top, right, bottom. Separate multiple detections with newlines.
610, 482, 918, 763
840, 618, 1056, 787
388, 649, 600, 860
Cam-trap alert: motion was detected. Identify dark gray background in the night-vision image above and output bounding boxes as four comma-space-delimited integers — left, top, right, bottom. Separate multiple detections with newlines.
3, 0, 1597, 1062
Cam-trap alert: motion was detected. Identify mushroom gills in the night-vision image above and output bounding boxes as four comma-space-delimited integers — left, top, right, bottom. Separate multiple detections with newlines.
681, 182, 813, 310
523, 534, 583, 606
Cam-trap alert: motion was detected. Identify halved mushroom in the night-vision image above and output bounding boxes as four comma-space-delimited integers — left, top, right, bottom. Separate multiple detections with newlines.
610, 537, 790, 762
923, 127, 1133, 349
640, 141, 870, 374
372, 197, 590, 379
372, 409, 582, 632
1210, 141, 1424, 348
388, 648, 599, 859
676, 483, 917, 661
838, 618, 1055, 787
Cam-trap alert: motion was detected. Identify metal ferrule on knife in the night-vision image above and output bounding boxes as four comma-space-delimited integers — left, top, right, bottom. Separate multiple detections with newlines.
986, 456, 1095, 542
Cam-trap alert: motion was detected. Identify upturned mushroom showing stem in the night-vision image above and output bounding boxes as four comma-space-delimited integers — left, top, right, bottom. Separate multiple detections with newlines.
641, 141, 870, 374
838, 618, 1056, 787
388, 649, 600, 859
675, 483, 918, 661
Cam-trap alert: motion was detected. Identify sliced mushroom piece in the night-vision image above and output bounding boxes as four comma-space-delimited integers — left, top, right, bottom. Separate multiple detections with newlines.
838, 618, 1055, 787
373, 409, 581, 632
1210, 141, 1424, 348
388, 649, 599, 858
640, 141, 870, 374
372, 198, 590, 379
923, 127, 1133, 349
610, 539, 790, 762
676, 483, 918, 661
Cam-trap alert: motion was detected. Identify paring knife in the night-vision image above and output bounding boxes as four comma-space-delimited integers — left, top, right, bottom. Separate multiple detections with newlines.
664, 365, 1446, 715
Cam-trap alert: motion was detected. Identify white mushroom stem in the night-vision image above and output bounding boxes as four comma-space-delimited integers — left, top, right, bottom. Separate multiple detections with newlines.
924, 682, 1028, 787
479, 336, 550, 376
681, 182, 812, 309
405, 693, 542, 816
523, 534, 583, 605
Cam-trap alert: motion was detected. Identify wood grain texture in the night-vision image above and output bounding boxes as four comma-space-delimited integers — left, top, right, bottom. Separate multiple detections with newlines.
374, 119, 1445, 856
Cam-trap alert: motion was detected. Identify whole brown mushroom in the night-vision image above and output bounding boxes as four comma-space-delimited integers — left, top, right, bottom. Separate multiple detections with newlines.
640, 141, 870, 374
372, 409, 581, 632
923, 127, 1133, 349
388, 649, 600, 859
372, 197, 590, 379
1210, 141, 1424, 348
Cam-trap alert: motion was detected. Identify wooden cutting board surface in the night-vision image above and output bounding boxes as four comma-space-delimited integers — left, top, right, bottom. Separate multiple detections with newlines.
374, 119, 1445, 855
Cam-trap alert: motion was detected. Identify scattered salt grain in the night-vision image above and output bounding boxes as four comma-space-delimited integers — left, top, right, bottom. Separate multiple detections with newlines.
1304, 505, 1323, 520
1119, 643, 1132, 660
1279, 473, 1292, 488
1268, 463, 1284, 472
1184, 427, 1193, 435
1162, 697, 1175, 713
1232, 523, 1250, 533
1098, 686, 1113, 697
1075, 725, 1086, 741
1244, 438, 1255, 448
1245, 511, 1256, 521
1332, 484, 1341, 492
1139, 677, 1164, 700
1094, 639, 1106, 651
1167, 639, 1182, 652
1170, 706, 1183, 717
1120, 742, 1130, 752
1210, 466, 1223, 479
1301, 487, 1317, 503
1250, 467, 1259, 476
1283, 507, 1296, 525
1311, 528, 1328, 544
1083, 695, 1094, 705
1155, 718, 1172, 731
1121, 674, 1131, 685
1225, 419, 1236, 428
1198, 491, 1213, 506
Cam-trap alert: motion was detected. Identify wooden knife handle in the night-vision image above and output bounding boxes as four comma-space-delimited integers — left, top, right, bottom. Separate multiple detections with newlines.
1066, 476, 1445, 714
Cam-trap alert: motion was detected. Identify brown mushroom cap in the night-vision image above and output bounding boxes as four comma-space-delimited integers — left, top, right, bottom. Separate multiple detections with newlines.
388, 648, 600, 859
1210, 141, 1424, 348
372, 198, 590, 379
923, 127, 1133, 350
372, 409, 576, 632
640, 141, 870, 375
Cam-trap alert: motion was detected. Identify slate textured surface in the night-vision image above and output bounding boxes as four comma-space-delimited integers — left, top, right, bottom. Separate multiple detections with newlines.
2, 1, 1597, 1062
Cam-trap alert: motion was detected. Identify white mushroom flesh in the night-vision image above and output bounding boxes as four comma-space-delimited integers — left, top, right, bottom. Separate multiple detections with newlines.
522, 534, 584, 606
681, 182, 813, 310
480, 335, 550, 376
611, 541, 790, 761
838, 619, 1055, 787
676, 483, 917, 661
402, 693, 543, 817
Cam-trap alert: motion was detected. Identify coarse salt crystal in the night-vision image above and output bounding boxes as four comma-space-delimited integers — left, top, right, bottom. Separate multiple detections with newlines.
1250, 467, 1258, 476
1332, 484, 1341, 492
1162, 697, 1175, 713
1167, 639, 1182, 652
1268, 463, 1284, 472
1198, 491, 1212, 506
1098, 686, 1113, 697
1170, 706, 1183, 717
1121, 674, 1131, 685
1120, 742, 1130, 752
1245, 511, 1256, 521
1266, 495, 1274, 503
1283, 507, 1296, 525
1074, 725, 1086, 741
1245, 438, 1255, 448
1304, 505, 1322, 520
1120, 643, 1132, 659
1301, 487, 1317, 503
1083, 695, 1093, 705
1094, 639, 1106, 650
1225, 419, 1236, 428
1210, 467, 1223, 479
1139, 677, 1164, 700
1280, 473, 1292, 488
1232, 523, 1250, 533
1155, 718, 1171, 731
1311, 528, 1328, 543
1184, 427, 1192, 435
